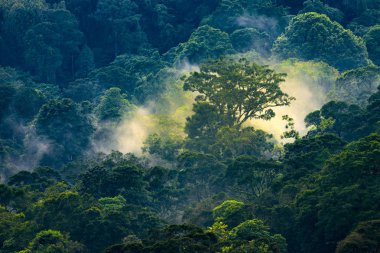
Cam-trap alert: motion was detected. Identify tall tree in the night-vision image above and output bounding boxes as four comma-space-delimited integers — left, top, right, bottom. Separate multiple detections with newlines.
94, 0, 147, 58
364, 25, 380, 65
23, 9, 84, 83
273, 12, 370, 71
95, 87, 134, 122
35, 98, 94, 166
299, 0, 344, 22
172, 25, 234, 64
183, 58, 293, 127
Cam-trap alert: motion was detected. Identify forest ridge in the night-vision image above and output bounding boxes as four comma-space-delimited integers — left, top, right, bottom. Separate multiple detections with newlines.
0, 0, 379, 252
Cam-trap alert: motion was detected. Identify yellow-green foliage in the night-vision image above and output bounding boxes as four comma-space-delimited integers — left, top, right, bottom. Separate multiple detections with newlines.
213, 200, 246, 223
275, 59, 339, 91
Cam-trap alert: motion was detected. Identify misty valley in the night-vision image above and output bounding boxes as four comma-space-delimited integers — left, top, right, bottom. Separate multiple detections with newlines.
0, 0, 379, 252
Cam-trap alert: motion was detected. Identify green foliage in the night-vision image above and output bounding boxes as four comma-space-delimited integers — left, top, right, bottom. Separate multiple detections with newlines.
23, 9, 85, 83
111, 48, 168, 98
212, 200, 250, 227
90, 65, 130, 90
241, 0, 290, 41
299, 0, 344, 23
184, 193, 229, 227
137, 0, 219, 53
224, 156, 282, 201
305, 101, 366, 140
19, 229, 85, 253
0, 84, 16, 121
184, 58, 292, 127
336, 220, 380, 253
294, 132, 380, 253
184, 102, 225, 152
173, 25, 234, 64
230, 219, 269, 240
63, 78, 102, 102
322, 132, 380, 185
331, 66, 380, 106
211, 126, 273, 159
94, 0, 147, 58
80, 163, 148, 204
367, 86, 380, 128
323, 0, 380, 19
208, 221, 229, 242
25, 179, 161, 253
364, 25, 380, 65
95, 87, 134, 122
35, 98, 94, 166
106, 224, 217, 253
0, 1, 379, 253
8, 167, 61, 191
210, 217, 287, 253
283, 133, 346, 179
0, 205, 37, 253
0, 0, 46, 66
201, 0, 244, 33
230, 28, 271, 55
348, 9, 380, 36
75, 45, 95, 78
177, 150, 226, 202
275, 59, 339, 92
144, 166, 179, 217
142, 134, 183, 161
12, 87, 45, 121
273, 12, 370, 70
281, 115, 300, 140
0, 68, 45, 126
183, 58, 287, 155
305, 89, 380, 141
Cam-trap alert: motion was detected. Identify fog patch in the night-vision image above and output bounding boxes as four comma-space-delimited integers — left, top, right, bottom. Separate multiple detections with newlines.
96, 63, 198, 156
250, 60, 338, 142
237, 13, 279, 33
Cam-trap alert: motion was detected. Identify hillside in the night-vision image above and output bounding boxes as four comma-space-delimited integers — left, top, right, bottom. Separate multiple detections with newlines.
0, 0, 379, 252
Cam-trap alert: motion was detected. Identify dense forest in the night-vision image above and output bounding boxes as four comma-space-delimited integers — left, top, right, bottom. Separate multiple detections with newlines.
0, 0, 379, 252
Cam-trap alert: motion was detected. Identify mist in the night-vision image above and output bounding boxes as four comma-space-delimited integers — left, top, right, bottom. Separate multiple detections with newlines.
250, 60, 338, 141
20, 130, 51, 169
0, 120, 52, 182
96, 63, 198, 156
232, 11, 339, 141
250, 76, 325, 141
237, 12, 279, 33
115, 107, 154, 155
108, 57, 338, 156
